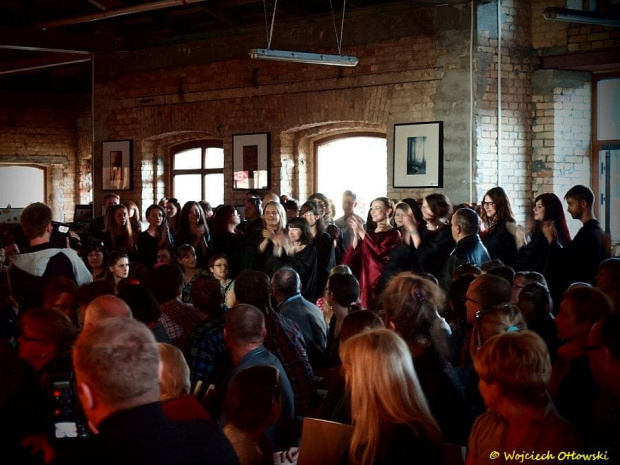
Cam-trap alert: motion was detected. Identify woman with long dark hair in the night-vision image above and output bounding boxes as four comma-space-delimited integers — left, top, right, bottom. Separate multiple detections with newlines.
516, 192, 571, 272
416, 193, 455, 280
137, 204, 174, 267
480, 187, 519, 268
211, 205, 244, 279
102, 204, 136, 257
299, 200, 336, 294
175, 201, 211, 268
165, 198, 181, 235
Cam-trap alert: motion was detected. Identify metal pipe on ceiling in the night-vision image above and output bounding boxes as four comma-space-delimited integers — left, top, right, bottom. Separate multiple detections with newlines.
39, 0, 212, 28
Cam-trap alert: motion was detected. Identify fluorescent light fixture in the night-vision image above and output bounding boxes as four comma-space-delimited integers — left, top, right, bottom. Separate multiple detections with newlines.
249, 48, 359, 67
543, 8, 620, 28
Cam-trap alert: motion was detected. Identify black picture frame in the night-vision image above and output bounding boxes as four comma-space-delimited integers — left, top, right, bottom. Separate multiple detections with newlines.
393, 121, 443, 188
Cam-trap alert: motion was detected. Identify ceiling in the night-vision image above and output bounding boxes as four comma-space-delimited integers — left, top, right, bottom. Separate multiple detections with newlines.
0, 0, 460, 92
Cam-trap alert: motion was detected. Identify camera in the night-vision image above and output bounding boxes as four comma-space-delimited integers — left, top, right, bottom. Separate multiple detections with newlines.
50, 221, 82, 250
47, 371, 91, 442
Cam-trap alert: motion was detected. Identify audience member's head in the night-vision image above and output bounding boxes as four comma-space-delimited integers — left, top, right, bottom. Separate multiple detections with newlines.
452, 263, 483, 281
587, 314, 620, 400
224, 365, 281, 435
83, 295, 132, 331
470, 304, 526, 356
512, 271, 548, 304
271, 267, 301, 303
481, 259, 504, 273
380, 272, 446, 353
42, 276, 79, 325
474, 330, 551, 407
556, 287, 612, 342
150, 264, 183, 304
327, 273, 360, 309
190, 275, 224, 319
224, 304, 266, 354
158, 343, 191, 402
232, 270, 272, 313
451, 208, 480, 241
517, 282, 552, 324
18, 308, 76, 371
486, 265, 515, 284
448, 274, 477, 326
596, 258, 620, 304
20, 202, 52, 241
117, 284, 162, 326
464, 274, 513, 323
339, 310, 384, 343
73, 318, 160, 427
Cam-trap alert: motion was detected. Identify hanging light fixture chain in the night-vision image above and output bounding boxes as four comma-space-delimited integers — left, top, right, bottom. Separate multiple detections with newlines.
261, 0, 279, 50
329, 0, 347, 55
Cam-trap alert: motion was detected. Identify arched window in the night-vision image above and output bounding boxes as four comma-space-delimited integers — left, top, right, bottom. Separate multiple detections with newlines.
315, 134, 387, 219
0, 165, 46, 208
170, 141, 224, 207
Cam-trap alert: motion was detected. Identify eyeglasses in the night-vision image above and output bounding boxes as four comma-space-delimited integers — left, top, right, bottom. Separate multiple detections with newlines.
482, 201, 495, 207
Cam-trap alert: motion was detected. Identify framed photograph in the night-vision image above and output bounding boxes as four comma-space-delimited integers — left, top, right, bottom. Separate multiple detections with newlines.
393, 121, 443, 188
232, 133, 270, 190
102, 140, 132, 191
73, 204, 93, 223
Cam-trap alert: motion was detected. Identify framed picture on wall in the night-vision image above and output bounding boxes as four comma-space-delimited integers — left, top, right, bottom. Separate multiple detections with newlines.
102, 140, 132, 191
232, 133, 270, 190
73, 204, 93, 223
393, 121, 443, 188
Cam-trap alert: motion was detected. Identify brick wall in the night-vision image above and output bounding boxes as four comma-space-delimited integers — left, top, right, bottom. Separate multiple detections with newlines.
0, 92, 89, 222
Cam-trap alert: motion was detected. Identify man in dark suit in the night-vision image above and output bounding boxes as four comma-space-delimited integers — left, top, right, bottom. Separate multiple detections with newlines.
56, 318, 237, 465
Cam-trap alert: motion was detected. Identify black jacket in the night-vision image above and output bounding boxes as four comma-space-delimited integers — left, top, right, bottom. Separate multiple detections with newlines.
441, 234, 491, 291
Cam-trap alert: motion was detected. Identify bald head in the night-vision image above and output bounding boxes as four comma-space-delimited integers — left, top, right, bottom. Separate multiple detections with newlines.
83, 295, 132, 330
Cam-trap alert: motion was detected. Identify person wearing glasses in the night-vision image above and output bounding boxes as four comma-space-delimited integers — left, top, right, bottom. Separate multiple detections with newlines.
440, 207, 491, 292
480, 187, 519, 268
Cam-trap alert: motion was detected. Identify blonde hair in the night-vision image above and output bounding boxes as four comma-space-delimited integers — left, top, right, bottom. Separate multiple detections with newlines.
263, 201, 287, 230
474, 330, 551, 406
157, 343, 191, 401
340, 329, 442, 465
470, 304, 526, 356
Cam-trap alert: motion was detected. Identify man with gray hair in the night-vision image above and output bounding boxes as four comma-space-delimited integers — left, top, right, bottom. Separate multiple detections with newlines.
271, 267, 327, 368
441, 207, 491, 291
60, 318, 237, 465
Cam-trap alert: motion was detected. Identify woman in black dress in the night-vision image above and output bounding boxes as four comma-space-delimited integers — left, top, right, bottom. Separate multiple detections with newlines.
480, 187, 518, 268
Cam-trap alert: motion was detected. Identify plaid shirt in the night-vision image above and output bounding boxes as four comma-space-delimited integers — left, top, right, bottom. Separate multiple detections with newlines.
188, 314, 229, 386
264, 311, 316, 413
159, 298, 202, 354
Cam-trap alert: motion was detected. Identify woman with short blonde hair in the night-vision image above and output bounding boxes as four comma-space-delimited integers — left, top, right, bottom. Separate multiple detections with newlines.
467, 331, 582, 465
341, 329, 442, 465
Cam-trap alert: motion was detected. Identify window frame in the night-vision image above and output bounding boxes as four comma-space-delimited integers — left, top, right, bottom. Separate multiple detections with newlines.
169, 140, 224, 203
0, 163, 47, 207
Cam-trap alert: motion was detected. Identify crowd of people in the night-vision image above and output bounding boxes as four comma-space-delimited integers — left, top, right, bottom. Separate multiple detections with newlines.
0, 183, 618, 465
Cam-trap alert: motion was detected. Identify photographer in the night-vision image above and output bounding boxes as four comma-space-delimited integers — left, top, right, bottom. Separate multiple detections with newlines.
8, 203, 92, 315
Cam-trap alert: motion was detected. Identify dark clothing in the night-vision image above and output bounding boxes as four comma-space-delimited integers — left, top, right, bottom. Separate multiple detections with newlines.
528, 313, 560, 362
314, 232, 336, 297
54, 402, 238, 465
188, 314, 231, 389
136, 231, 173, 268
516, 228, 552, 272
278, 294, 327, 369
238, 219, 263, 271
87, 216, 105, 239
418, 225, 455, 280
221, 346, 297, 451
8, 243, 92, 314
481, 220, 518, 267
414, 345, 468, 445
553, 355, 600, 449
440, 234, 491, 291
286, 243, 320, 303
380, 240, 421, 293
548, 219, 609, 288
259, 240, 287, 278
342, 422, 441, 465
